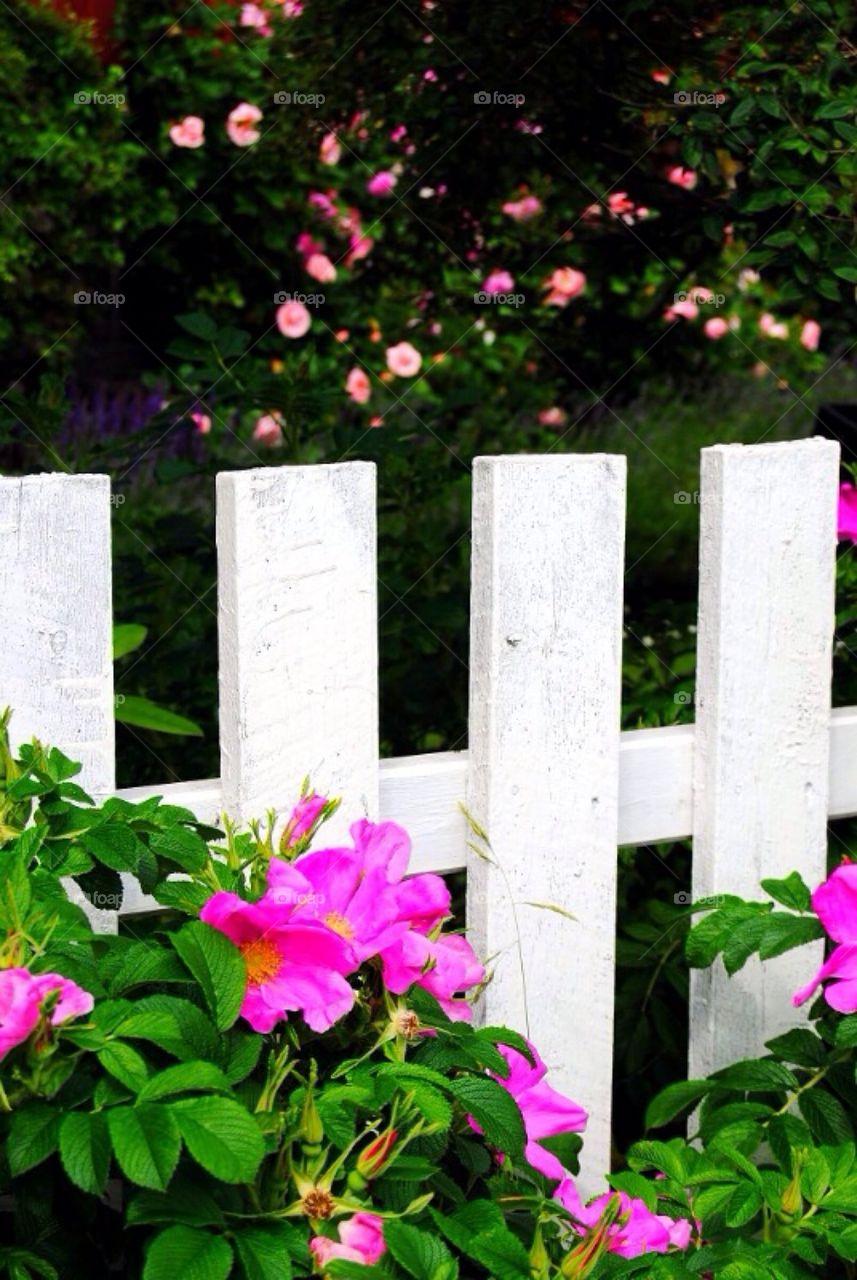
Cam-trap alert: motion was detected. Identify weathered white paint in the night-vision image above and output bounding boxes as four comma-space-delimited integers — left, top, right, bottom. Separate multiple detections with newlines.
689, 438, 839, 1079
466, 454, 626, 1192
216, 464, 379, 838
0, 474, 114, 795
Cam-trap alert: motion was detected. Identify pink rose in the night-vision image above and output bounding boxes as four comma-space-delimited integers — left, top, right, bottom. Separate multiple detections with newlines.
501, 195, 542, 222
319, 131, 342, 165
0, 968, 93, 1060
390, 124, 408, 143
759, 312, 788, 340
190, 410, 211, 434
483, 269, 515, 294
253, 413, 284, 446
346, 367, 371, 404
538, 407, 567, 426
169, 115, 205, 149
240, 3, 271, 33
305, 253, 337, 283
385, 341, 422, 377
664, 299, 698, 321
367, 170, 398, 197
226, 102, 263, 147
543, 267, 586, 307
276, 300, 312, 338
281, 0, 302, 14
666, 165, 697, 190
703, 316, 729, 340
345, 233, 373, 266
311, 1214, 385, 1267
800, 319, 821, 351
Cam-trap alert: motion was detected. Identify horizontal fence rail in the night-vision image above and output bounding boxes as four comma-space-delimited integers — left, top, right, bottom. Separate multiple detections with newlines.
0, 438, 844, 1191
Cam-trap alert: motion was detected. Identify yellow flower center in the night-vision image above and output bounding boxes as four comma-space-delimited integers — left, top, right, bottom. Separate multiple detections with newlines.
323, 911, 355, 939
241, 937, 281, 986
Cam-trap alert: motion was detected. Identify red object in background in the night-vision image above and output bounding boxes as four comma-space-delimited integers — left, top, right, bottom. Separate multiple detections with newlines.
50, 0, 117, 59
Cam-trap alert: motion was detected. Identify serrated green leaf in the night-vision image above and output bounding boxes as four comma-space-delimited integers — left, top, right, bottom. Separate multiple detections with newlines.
384, 1220, 455, 1280
107, 1104, 181, 1190
143, 1226, 233, 1280
171, 921, 245, 1031
233, 1225, 295, 1280
7, 1104, 60, 1176
645, 1080, 711, 1129
58, 1111, 110, 1196
448, 1075, 525, 1162
98, 1040, 151, 1092
137, 1060, 232, 1104
170, 1095, 265, 1183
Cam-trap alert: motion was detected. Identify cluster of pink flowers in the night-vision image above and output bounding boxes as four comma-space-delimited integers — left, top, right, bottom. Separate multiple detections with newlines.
200, 814, 484, 1032
0, 968, 93, 1060
794, 861, 857, 1012
502, 193, 543, 222
582, 191, 649, 226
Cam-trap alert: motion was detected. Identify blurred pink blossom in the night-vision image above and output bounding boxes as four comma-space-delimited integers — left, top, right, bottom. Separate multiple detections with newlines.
226, 102, 263, 146
666, 165, 697, 190
240, 3, 272, 34
703, 317, 729, 340
483, 269, 515, 294
386, 341, 422, 377
319, 131, 342, 165
390, 124, 408, 143
276, 300, 312, 338
305, 253, 337, 283
190, 411, 211, 434
346, 367, 371, 404
253, 413, 284, 446
539, 407, 567, 426
367, 171, 398, 197
169, 115, 205, 149
800, 319, 821, 351
502, 194, 543, 222
759, 312, 788, 339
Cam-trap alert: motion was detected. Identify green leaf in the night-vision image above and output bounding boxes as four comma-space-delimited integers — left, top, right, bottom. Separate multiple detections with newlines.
233, 1225, 295, 1280
384, 1220, 455, 1280
758, 914, 823, 961
148, 826, 210, 873
627, 1139, 686, 1184
115, 696, 203, 737
138, 1061, 233, 1104
127, 1182, 226, 1229
834, 266, 857, 283
80, 823, 146, 873
447, 1076, 525, 1162
760, 873, 811, 913
97, 1040, 151, 1092
170, 1095, 265, 1183
143, 1226, 233, 1280
465, 1226, 531, 1279
816, 100, 856, 119
645, 1080, 711, 1129
724, 1182, 763, 1227
107, 1104, 181, 1190
7, 1105, 60, 1176
710, 1059, 798, 1093
171, 921, 245, 1031
59, 1112, 110, 1196
176, 313, 219, 341
113, 623, 148, 660
800, 1088, 854, 1144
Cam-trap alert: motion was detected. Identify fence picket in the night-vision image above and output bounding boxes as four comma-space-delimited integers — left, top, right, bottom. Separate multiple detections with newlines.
0, 474, 114, 795
216, 463, 379, 837
467, 454, 626, 1192
689, 438, 839, 1079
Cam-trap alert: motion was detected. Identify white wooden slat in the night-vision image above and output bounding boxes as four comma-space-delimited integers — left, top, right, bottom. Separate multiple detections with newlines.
0, 474, 114, 795
216, 464, 378, 839
467, 454, 626, 1193
689, 438, 839, 1080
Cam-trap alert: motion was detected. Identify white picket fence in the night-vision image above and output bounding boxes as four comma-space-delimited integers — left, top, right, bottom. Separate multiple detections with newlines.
1, 438, 853, 1192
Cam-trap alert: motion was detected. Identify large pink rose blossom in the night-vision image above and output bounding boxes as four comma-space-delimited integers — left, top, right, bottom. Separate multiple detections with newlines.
226, 102, 263, 147
0, 968, 93, 1059
794, 862, 857, 1012
385, 341, 422, 377
346, 367, 371, 404
801, 319, 821, 351
169, 115, 205, 149
556, 1179, 692, 1258
490, 1041, 586, 1179
367, 171, 398, 197
310, 1213, 385, 1267
304, 253, 337, 283
381, 931, 484, 1021
276, 300, 312, 338
200, 891, 355, 1033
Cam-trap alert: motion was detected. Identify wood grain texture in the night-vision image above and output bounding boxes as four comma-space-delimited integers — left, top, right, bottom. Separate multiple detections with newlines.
217, 464, 378, 839
690, 438, 839, 1079
0, 474, 114, 794
466, 454, 626, 1192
